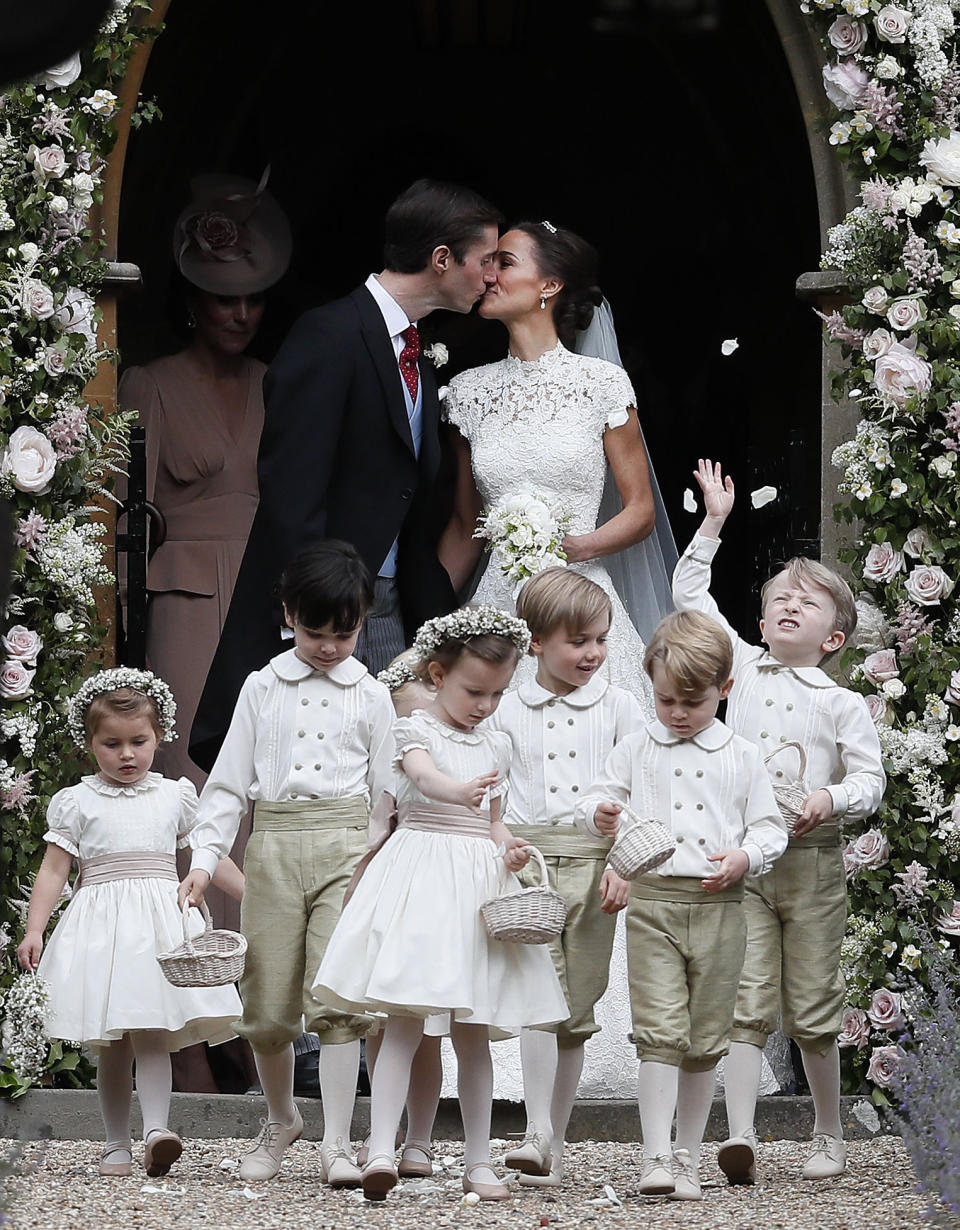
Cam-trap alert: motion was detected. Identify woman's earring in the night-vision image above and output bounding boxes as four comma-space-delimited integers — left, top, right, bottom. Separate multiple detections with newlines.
186, 311, 197, 329
539, 293, 547, 310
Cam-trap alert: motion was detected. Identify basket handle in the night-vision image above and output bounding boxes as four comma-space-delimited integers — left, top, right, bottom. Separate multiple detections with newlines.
763, 740, 807, 780
180, 898, 213, 953
524, 845, 549, 887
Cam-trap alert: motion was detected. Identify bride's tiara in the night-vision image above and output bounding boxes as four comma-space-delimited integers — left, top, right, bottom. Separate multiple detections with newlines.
540, 220, 557, 234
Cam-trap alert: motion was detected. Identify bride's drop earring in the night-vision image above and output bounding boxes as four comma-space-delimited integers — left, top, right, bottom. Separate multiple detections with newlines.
539, 293, 547, 310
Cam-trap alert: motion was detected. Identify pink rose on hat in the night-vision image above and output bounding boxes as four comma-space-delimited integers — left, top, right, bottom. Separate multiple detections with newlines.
837, 1007, 871, 1049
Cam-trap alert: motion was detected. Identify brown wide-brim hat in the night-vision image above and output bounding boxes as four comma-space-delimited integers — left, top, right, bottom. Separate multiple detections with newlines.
173, 170, 292, 296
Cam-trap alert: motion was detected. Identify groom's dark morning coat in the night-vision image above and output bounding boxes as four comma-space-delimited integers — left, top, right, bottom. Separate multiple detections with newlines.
189, 285, 456, 770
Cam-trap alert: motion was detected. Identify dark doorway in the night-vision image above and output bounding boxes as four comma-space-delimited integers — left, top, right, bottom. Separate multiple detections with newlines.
119, 0, 820, 635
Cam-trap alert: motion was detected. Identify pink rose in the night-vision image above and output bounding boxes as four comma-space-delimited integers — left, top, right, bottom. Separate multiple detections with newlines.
21, 278, 55, 321
886, 298, 924, 332
1, 626, 42, 665
187, 209, 240, 253
944, 669, 960, 705
873, 340, 932, 407
864, 693, 895, 726
862, 328, 895, 360
874, 5, 910, 44
863, 648, 899, 683
866, 1044, 905, 1089
904, 564, 954, 606
0, 659, 35, 700
903, 527, 931, 559
936, 900, 960, 936
822, 61, 870, 111
828, 15, 869, 55
27, 143, 67, 184
843, 828, 891, 878
868, 988, 905, 1032
863, 541, 904, 583
1, 426, 57, 495
838, 1007, 871, 1049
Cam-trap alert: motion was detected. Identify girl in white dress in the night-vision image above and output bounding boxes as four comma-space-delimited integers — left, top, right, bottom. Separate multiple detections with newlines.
314, 607, 568, 1202
16, 669, 242, 1179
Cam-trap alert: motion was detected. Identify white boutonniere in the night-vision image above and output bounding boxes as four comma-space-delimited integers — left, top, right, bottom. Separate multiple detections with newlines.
424, 342, 448, 368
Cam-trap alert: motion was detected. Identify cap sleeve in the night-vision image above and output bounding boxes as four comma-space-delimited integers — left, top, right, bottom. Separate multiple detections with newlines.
442, 375, 475, 440
43, 787, 81, 857
488, 729, 513, 800
175, 776, 200, 847
392, 714, 432, 769
599, 363, 636, 431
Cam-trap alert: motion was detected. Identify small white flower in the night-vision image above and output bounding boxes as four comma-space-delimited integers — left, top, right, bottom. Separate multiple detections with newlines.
882, 939, 898, 958
720, 338, 739, 356
890, 478, 907, 496
900, 944, 922, 970
936, 220, 960, 249
862, 147, 877, 166
946, 724, 960, 741
843, 0, 869, 13
830, 121, 852, 146
936, 187, 955, 207
855, 480, 874, 500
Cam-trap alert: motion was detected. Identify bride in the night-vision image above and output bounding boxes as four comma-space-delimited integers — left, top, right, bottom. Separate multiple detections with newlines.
436, 220, 676, 1102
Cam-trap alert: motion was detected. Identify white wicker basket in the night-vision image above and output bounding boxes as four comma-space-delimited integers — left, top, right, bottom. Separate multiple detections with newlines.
157, 900, 247, 988
763, 740, 808, 835
607, 806, 676, 880
480, 846, 567, 945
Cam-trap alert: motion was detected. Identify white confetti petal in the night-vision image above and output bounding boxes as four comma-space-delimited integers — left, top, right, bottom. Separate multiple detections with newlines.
462, 1191, 481, 1205
852, 1098, 881, 1133
683, 488, 698, 514
218, 1158, 239, 1170
721, 338, 739, 356
750, 485, 778, 509
441, 1155, 456, 1168
242, 1185, 266, 1200
602, 1184, 623, 1206
139, 1183, 185, 1196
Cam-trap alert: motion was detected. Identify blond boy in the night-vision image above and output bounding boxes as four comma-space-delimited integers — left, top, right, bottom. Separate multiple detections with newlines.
672, 460, 885, 1184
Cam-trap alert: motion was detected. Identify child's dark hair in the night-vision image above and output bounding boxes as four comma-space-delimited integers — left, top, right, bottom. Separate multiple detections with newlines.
280, 540, 374, 632
84, 688, 163, 743
414, 633, 520, 682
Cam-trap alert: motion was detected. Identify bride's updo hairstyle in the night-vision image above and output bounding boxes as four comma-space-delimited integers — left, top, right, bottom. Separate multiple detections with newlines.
513, 221, 604, 348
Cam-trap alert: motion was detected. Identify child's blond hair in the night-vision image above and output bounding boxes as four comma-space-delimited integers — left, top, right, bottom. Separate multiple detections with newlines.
516, 567, 612, 646
84, 687, 163, 742
760, 557, 857, 662
644, 611, 733, 694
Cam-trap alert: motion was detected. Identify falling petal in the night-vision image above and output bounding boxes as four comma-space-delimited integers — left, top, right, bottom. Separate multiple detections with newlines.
721, 338, 739, 356
750, 485, 778, 509
683, 488, 698, 514
242, 1186, 266, 1200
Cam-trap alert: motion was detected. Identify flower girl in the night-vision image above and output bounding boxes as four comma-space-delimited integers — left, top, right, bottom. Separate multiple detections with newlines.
16, 669, 242, 1178
314, 607, 568, 1202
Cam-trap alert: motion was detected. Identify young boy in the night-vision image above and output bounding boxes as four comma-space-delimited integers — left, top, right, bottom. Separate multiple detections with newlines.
673, 460, 885, 1183
577, 610, 787, 1201
181, 541, 395, 1186
487, 568, 643, 1187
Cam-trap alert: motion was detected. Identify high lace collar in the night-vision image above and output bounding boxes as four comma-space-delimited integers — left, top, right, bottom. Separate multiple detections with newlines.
503, 340, 567, 375
82, 770, 163, 797
416, 708, 486, 745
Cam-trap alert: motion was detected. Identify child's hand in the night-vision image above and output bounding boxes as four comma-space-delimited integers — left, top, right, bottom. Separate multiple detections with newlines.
599, 868, 630, 914
593, 801, 622, 836
459, 770, 500, 814
503, 836, 532, 872
792, 788, 834, 837
693, 458, 735, 531
177, 869, 211, 910
17, 930, 43, 971
702, 848, 750, 892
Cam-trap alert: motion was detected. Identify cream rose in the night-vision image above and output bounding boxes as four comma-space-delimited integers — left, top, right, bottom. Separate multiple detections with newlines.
904, 563, 954, 606
866, 1044, 904, 1088
822, 61, 870, 110
920, 131, 960, 187
944, 669, 960, 705
53, 613, 74, 632
886, 298, 924, 331
863, 328, 895, 360
828, 14, 869, 55
930, 452, 957, 479
874, 5, 910, 43
35, 53, 81, 90
883, 678, 906, 699
863, 541, 904, 583
844, 828, 891, 875
21, 278, 55, 321
837, 1007, 871, 1049
53, 288, 97, 348
863, 648, 899, 683
864, 693, 896, 726
904, 526, 931, 559
873, 340, 932, 406
0, 659, 36, 700
1, 426, 57, 495
1, 626, 42, 665
868, 988, 905, 1032
27, 144, 67, 184
862, 285, 890, 314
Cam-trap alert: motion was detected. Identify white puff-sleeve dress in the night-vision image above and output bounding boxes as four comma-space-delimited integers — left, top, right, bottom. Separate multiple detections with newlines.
313, 711, 568, 1030
36, 772, 242, 1050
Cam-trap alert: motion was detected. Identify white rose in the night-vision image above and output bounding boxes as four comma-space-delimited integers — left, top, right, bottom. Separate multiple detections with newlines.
48, 195, 69, 215
874, 54, 901, 79
904, 563, 954, 605
53, 287, 97, 348
822, 61, 870, 110
827, 14, 869, 55
1, 426, 58, 495
863, 541, 904, 583
21, 278, 55, 320
27, 143, 67, 184
35, 53, 82, 90
883, 678, 906, 698
903, 526, 931, 559
17, 242, 40, 264
950, 305, 960, 321
872, 340, 932, 406
930, 452, 957, 479
861, 285, 889, 314
920, 131, 960, 187
53, 613, 74, 632
874, 5, 910, 42
886, 298, 924, 331
863, 328, 894, 360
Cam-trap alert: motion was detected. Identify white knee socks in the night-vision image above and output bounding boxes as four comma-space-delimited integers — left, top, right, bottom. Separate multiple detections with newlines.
319, 1039, 361, 1147
253, 1043, 297, 1127
802, 1042, 843, 1139
130, 1031, 172, 1140
405, 1037, 443, 1147
675, 1068, 717, 1168
368, 1017, 423, 1161
637, 1060, 679, 1160
96, 1036, 134, 1156
723, 1041, 762, 1139
549, 1044, 585, 1168
451, 1021, 497, 1182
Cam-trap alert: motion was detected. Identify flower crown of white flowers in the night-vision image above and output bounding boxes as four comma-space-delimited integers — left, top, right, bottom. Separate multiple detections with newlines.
412, 605, 531, 659
67, 667, 178, 749
376, 661, 420, 693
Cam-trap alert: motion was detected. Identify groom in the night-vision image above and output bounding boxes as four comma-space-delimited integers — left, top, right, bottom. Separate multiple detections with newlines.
190, 178, 502, 770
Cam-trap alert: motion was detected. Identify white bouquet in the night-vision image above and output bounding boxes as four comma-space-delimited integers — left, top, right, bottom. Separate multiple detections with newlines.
474, 487, 568, 583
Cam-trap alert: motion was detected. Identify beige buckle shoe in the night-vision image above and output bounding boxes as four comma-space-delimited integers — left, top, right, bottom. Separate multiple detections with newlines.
398, 1140, 435, 1178
717, 1131, 757, 1185
802, 1133, 847, 1180
98, 1143, 132, 1177
361, 1153, 399, 1201
462, 1163, 512, 1201
638, 1154, 675, 1195
320, 1136, 362, 1187
143, 1130, 182, 1177
668, 1149, 702, 1201
504, 1127, 552, 1176
238, 1110, 304, 1182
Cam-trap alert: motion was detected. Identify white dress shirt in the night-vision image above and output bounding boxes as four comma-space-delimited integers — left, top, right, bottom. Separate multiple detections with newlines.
672, 534, 885, 820
488, 674, 644, 827
575, 718, 787, 878
189, 649, 395, 878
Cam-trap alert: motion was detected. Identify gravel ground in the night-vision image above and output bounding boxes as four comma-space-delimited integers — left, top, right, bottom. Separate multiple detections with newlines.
3, 1136, 928, 1230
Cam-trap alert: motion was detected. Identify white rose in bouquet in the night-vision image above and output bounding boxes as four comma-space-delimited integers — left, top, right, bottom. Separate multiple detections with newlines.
862, 328, 894, 360
861, 286, 890, 314
882, 678, 906, 699
920, 131, 960, 186
904, 563, 954, 605
1, 426, 57, 494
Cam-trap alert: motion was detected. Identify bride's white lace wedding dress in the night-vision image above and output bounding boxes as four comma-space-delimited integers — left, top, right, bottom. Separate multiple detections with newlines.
440, 341, 651, 1100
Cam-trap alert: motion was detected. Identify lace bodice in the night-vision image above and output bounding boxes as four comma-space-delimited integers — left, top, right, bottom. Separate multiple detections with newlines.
445, 343, 634, 535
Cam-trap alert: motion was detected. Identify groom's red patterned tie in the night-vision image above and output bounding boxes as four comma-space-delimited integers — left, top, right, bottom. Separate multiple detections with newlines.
399, 324, 421, 401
